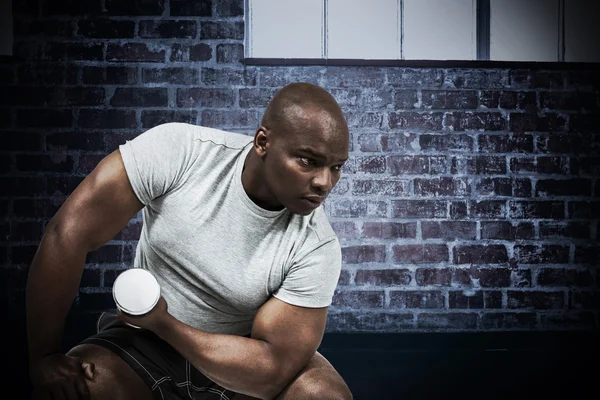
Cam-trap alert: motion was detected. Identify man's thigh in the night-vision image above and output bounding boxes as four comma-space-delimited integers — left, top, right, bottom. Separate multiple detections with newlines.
232, 351, 352, 400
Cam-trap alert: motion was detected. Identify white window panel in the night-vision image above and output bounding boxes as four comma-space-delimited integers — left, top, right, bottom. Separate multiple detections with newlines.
247, 0, 324, 58
403, 0, 476, 60
490, 0, 559, 62
327, 0, 400, 59
565, 0, 600, 62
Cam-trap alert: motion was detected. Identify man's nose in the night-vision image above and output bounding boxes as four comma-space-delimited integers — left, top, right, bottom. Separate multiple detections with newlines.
311, 168, 333, 193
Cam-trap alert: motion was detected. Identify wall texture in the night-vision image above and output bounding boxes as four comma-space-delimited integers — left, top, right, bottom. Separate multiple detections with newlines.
1, 0, 599, 333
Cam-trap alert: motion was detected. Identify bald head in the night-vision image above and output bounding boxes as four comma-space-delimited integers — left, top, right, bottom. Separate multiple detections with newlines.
260, 82, 347, 138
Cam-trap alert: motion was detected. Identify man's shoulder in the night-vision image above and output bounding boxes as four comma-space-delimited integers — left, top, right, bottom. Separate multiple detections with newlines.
300, 207, 339, 245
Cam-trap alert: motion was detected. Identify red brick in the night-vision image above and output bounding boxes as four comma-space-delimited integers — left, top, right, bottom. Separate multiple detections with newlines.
414, 178, 469, 197
531, 71, 565, 89
514, 245, 570, 264
321, 67, 386, 88
445, 69, 508, 89
0, 267, 29, 288
47, 176, 84, 196
143, 67, 198, 84
381, 133, 419, 151
104, 268, 128, 287
171, 0, 211, 16
539, 222, 591, 239
466, 156, 506, 174
511, 269, 532, 288
454, 245, 508, 264
539, 311, 597, 330
326, 312, 414, 332
1, 177, 46, 197
79, 109, 136, 129
393, 89, 418, 109
470, 200, 506, 218
86, 245, 122, 263
337, 270, 351, 286
111, 88, 168, 107
540, 92, 597, 112
478, 134, 534, 153
485, 291, 503, 308
139, 20, 196, 39
107, 43, 166, 62
177, 88, 235, 108
202, 67, 257, 86
421, 90, 478, 109
469, 267, 512, 287
17, 109, 73, 128
538, 133, 592, 154
355, 269, 411, 286
170, 43, 212, 62
388, 112, 443, 130
445, 112, 506, 131
216, 0, 243, 17
81, 268, 101, 287
574, 245, 599, 264
390, 291, 445, 309
141, 110, 197, 129
393, 245, 449, 264
388, 155, 448, 175
507, 291, 565, 309
357, 156, 386, 174
14, 199, 60, 219
201, 110, 258, 129
362, 222, 416, 239
538, 268, 594, 287
569, 291, 600, 310
417, 313, 478, 329
352, 179, 409, 196
200, 22, 244, 40
449, 291, 484, 309
392, 200, 447, 218
421, 221, 476, 240
569, 201, 600, 219
450, 201, 468, 219
78, 19, 135, 38
332, 290, 384, 308
12, 245, 39, 265
7, 221, 42, 241
342, 246, 386, 264
345, 112, 384, 128
509, 112, 566, 133
536, 179, 592, 196
330, 200, 367, 218
82, 66, 137, 85
114, 221, 143, 240
481, 312, 536, 329
330, 222, 357, 240
387, 69, 443, 88
419, 134, 473, 152
415, 268, 452, 286
16, 155, 75, 173
509, 201, 565, 219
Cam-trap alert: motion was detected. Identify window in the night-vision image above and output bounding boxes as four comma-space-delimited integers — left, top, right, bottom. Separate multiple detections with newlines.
245, 0, 600, 63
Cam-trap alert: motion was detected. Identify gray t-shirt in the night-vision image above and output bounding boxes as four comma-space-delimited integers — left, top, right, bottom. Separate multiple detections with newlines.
118, 122, 342, 336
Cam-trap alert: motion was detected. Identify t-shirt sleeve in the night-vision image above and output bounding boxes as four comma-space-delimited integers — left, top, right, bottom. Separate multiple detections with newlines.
118, 122, 196, 205
273, 237, 342, 308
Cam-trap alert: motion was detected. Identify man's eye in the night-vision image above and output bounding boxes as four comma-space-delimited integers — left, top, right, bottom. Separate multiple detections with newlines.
333, 164, 344, 171
299, 157, 315, 166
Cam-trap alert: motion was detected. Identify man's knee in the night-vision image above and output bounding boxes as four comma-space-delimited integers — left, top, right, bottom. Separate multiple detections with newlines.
67, 343, 153, 400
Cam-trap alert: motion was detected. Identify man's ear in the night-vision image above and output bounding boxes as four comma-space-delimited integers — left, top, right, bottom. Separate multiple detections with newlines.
254, 126, 269, 158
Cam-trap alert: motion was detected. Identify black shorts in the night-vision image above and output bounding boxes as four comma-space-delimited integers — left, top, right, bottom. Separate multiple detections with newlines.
80, 311, 241, 400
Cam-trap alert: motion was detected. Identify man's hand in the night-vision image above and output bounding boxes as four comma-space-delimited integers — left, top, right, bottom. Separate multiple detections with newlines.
30, 353, 95, 400
116, 296, 169, 331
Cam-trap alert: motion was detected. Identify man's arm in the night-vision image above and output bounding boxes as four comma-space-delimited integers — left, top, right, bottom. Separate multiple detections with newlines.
26, 149, 143, 363
149, 296, 327, 400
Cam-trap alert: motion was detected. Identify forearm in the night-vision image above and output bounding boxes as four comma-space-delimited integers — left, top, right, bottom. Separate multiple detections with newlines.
26, 230, 87, 363
154, 315, 290, 399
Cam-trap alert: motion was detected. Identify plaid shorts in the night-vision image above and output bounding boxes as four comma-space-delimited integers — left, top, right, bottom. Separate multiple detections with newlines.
80, 311, 243, 400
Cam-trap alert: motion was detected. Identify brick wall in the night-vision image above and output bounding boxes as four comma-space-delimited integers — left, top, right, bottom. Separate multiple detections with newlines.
1, 0, 599, 333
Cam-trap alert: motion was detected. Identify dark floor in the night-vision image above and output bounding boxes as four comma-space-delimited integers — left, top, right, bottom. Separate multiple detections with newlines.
4, 312, 599, 400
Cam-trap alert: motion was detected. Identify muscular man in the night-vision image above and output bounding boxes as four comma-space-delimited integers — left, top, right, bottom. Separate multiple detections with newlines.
26, 82, 352, 400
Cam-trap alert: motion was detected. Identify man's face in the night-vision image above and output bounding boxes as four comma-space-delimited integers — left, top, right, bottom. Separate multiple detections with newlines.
261, 111, 349, 216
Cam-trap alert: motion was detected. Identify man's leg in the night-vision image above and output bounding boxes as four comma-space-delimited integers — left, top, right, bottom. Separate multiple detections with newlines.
233, 351, 352, 400
67, 343, 154, 400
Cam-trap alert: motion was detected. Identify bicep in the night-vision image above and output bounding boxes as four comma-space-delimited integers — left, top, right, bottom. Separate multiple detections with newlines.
251, 296, 327, 376
47, 149, 144, 250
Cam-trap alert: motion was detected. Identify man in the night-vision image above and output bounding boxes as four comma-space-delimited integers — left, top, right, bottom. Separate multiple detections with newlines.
26, 82, 353, 400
